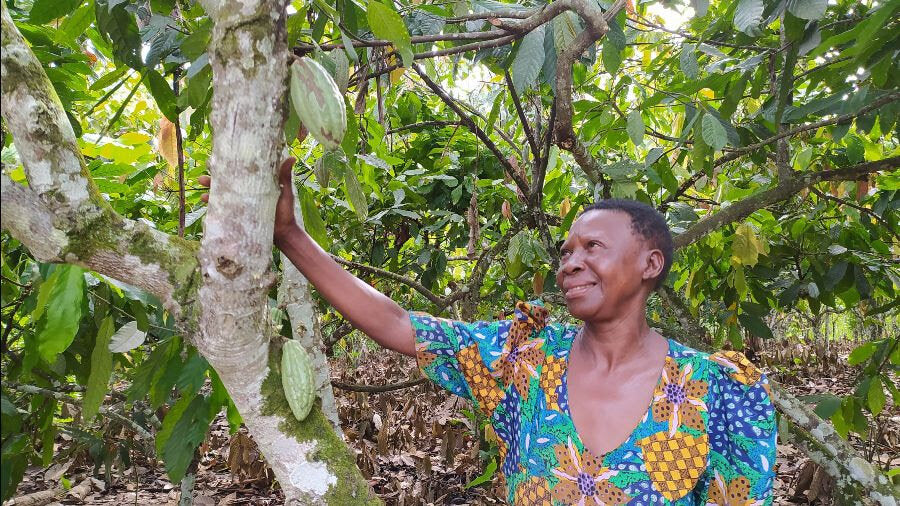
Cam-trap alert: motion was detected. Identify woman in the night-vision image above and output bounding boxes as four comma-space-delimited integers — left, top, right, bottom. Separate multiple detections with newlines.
203, 159, 776, 504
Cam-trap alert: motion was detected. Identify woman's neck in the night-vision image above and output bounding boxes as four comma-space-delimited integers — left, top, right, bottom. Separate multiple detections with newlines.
578, 305, 662, 371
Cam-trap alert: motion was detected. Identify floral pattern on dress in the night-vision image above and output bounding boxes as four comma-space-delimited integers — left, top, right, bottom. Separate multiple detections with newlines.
550, 439, 628, 505
653, 356, 709, 436
409, 301, 776, 505
707, 470, 764, 506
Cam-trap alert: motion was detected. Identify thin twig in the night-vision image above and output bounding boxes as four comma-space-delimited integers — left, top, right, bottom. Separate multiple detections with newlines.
173, 68, 187, 236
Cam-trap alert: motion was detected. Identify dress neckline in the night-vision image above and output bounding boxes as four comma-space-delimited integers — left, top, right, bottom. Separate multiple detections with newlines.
559, 328, 673, 461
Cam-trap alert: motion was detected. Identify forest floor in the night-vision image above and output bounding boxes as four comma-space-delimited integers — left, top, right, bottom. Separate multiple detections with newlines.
7, 339, 898, 506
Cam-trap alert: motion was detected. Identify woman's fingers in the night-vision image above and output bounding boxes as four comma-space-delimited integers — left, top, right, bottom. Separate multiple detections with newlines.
198, 175, 211, 202
278, 157, 296, 188
199, 158, 294, 204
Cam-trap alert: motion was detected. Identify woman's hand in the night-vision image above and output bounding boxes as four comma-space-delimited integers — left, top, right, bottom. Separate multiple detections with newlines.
197, 157, 301, 244
272, 157, 300, 245
197, 158, 415, 357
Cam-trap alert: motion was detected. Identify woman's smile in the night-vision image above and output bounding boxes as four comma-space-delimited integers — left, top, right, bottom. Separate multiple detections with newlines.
563, 282, 597, 298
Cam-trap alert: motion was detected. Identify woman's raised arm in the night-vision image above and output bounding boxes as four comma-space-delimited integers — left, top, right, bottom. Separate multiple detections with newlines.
201, 158, 416, 357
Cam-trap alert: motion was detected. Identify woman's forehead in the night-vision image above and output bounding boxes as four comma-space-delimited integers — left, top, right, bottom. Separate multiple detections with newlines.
568, 209, 634, 237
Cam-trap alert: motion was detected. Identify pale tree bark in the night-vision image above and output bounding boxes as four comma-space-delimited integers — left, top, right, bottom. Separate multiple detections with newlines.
2, 2, 374, 503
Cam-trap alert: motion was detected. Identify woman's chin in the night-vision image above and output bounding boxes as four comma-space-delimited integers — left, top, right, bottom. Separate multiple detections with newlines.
564, 299, 602, 321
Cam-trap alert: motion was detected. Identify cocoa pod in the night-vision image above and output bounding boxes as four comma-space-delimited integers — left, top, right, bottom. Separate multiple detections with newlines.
290, 57, 346, 151
281, 340, 315, 421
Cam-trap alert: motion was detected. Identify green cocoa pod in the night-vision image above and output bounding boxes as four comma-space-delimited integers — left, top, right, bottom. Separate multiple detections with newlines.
281, 340, 315, 421
290, 57, 346, 151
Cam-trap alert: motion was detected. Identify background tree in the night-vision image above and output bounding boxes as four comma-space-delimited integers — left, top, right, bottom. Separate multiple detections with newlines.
1, 0, 897, 503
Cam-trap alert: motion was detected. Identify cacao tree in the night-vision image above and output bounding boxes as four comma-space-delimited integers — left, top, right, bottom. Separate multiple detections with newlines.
1, 0, 897, 503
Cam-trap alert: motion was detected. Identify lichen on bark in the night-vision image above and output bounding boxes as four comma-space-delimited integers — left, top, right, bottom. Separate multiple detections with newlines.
260, 343, 379, 504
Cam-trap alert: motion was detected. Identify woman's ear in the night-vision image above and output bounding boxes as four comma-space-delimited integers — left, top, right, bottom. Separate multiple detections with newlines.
642, 248, 665, 282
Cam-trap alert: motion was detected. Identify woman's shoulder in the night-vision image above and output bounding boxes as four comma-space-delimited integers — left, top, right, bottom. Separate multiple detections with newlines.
666, 338, 770, 391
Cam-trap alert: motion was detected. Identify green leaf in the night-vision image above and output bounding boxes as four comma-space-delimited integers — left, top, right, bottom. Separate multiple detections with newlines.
176, 353, 209, 397
95, 0, 143, 69
734, 0, 764, 36
108, 320, 147, 353
680, 44, 699, 79
691, 0, 709, 17
868, 377, 885, 416
552, 11, 579, 56
701, 113, 727, 151
601, 38, 623, 74
29, 0, 81, 24
854, 264, 872, 299
128, 337, 180, 403
331, 49, 350, 94
367, 1, 413, 67
144, 70, 178, 122
464, 458, 497, 489
626, 109, 644, 146
59, 1, 96, 41
813, 394, 842, 419
848, 342, 876, 365
738, 313, 774, 339
606, 18, 626, 51
299, 187, 330, 249
787, 0, 827, 21
180, 23, 212, 61
512, 26, 545, 92
83, 316, 115, 422
824, 261, 848, 291
34, 265, 85, 364
163, 394, 213, 483
344, 168, 369, 222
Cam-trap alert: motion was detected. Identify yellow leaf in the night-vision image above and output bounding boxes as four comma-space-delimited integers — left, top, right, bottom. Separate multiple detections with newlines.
388, 54, 405, 84
119, 132, 152, 146
533, 272, 545, 295
642, 48, 652, 66
699, 88, 715, 99
157, 118, 178, 168
559, 197, 571, 218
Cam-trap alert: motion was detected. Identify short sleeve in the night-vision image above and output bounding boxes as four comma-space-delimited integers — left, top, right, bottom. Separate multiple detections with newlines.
704, 351, 777, 505
409, 312, 511, 412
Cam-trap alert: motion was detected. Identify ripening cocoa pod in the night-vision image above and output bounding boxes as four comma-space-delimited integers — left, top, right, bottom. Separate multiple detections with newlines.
281, 340, 315, 421
501, 200, 512, 220
290, 57, 346, 151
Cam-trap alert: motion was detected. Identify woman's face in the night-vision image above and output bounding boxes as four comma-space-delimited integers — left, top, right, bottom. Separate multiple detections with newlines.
555, 210, 652, 322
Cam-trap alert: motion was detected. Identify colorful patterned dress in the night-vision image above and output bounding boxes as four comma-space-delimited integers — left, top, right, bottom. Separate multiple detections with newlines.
410, 301, 776, 505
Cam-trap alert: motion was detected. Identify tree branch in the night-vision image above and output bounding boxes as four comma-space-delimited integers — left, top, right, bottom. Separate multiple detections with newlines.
809, 188, 900, 242
386, 120, 462, 134
331, 255, 447, 308
504, 69, 541, 163
713, 92, 899, 168
1, 5, 92, 209
662, 92, 899, 209
673, 157, 900, 250
412, 64, 531, 196
552, 0, 627, 188
3, 381, 154, 440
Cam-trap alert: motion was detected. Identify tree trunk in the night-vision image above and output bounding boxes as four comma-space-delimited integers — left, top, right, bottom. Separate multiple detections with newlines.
2, 2, 374, 502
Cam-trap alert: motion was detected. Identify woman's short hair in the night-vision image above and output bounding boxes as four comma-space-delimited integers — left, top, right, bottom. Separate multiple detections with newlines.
580, 199, 673, 290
